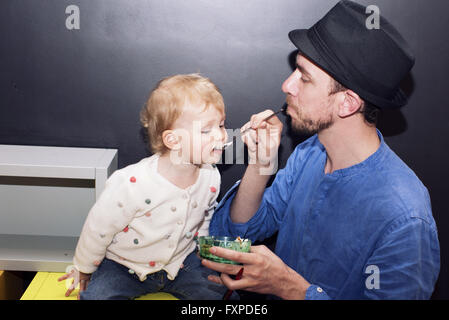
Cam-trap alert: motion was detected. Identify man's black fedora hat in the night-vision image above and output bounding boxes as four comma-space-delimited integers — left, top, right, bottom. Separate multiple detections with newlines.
288, 0, 415, 109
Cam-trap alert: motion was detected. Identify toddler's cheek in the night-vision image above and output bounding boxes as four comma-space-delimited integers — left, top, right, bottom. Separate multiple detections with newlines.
223, 129, 229, 143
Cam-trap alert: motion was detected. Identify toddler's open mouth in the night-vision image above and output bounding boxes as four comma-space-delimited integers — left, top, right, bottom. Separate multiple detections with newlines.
212, 141, 232, 152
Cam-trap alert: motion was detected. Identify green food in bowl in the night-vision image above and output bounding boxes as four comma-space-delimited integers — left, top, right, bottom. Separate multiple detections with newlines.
198, 236, 252, 265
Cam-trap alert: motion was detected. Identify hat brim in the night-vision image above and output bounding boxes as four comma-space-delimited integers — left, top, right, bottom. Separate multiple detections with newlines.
288, 29, 408, 109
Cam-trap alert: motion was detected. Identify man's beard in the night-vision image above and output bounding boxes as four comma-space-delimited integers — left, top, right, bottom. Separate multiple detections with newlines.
290, 108, 334, 136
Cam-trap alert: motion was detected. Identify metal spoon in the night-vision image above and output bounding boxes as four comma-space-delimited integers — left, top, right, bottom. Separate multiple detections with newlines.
222, 108, 285, 150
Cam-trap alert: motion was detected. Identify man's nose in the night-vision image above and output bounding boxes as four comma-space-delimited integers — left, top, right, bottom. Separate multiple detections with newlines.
281, 69, 301, 96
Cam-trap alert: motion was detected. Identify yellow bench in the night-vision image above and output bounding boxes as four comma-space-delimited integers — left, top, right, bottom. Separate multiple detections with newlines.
21, 272, 177, 300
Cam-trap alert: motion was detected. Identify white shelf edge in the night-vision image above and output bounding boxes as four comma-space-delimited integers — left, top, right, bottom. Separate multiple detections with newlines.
0, 234, 78, 273
0, 164, 96, 179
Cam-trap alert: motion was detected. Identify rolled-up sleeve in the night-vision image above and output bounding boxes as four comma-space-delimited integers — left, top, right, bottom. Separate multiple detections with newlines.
305, 284, 331, 300
209, 180, 250, 238
210, 145, 306, 242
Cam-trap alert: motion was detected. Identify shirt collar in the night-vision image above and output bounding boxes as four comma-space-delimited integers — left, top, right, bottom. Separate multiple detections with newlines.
318, 129, 387, 178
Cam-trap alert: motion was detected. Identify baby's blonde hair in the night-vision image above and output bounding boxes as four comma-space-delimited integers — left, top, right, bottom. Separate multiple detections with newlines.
140, 73, 225, 154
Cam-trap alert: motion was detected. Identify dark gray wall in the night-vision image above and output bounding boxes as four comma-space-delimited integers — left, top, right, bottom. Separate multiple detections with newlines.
1, 0, 448, 299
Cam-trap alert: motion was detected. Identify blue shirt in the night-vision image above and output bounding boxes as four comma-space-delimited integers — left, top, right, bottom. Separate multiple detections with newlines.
210, 131, 440, 299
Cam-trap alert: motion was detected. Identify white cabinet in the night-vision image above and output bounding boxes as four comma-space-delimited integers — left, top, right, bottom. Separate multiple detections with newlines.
0, 145, 118, 272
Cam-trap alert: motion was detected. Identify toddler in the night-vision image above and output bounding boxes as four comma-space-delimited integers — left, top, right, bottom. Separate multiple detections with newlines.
59, 74, 229, 299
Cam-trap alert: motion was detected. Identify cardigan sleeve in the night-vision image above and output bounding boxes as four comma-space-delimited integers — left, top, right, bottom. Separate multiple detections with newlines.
73, 170, 137, 273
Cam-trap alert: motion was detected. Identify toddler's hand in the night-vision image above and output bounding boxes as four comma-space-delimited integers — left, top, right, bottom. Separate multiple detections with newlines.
57, 267, 91, 299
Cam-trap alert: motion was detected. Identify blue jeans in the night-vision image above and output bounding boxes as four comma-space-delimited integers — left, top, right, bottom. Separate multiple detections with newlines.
80, 250, 238, 300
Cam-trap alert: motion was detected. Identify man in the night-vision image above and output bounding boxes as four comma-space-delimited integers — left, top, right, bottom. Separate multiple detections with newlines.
202, 0, 440, 299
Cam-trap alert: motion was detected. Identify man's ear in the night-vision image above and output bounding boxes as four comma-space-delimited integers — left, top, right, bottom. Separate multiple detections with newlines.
338, 89, 363, 118
162, 130, 181, 150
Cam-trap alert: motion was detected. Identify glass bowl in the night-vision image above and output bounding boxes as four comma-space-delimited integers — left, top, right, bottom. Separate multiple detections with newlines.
198, 236, 251, 265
